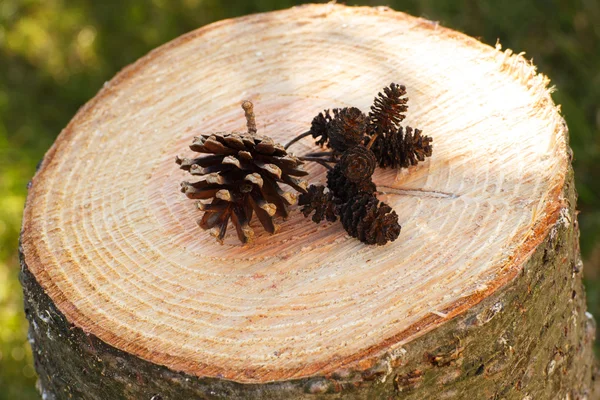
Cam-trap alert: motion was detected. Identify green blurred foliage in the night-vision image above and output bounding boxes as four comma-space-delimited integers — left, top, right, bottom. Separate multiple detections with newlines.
0, 0, 598, 398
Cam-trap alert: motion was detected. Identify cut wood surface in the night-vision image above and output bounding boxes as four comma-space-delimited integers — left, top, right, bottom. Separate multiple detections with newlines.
21, 3, 589, 392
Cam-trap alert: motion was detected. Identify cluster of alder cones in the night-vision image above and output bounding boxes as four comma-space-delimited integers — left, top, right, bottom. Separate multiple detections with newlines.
177, 83, 433, 245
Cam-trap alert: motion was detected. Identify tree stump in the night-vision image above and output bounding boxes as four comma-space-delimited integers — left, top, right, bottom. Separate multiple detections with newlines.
19, 4, 596, 399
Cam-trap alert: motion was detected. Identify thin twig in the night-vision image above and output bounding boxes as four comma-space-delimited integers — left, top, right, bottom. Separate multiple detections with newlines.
284, 131, 311, 149
303, 151, 334, 158
298, 156, 336, 163
313, 160, 333, 170
298, 156, 334, 170
366, 132, 379, 150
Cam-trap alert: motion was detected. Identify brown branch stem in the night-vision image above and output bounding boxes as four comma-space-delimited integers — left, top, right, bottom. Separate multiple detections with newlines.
366, 133, 379, 150
298, 156, 333, 170
284, 131, 311, 149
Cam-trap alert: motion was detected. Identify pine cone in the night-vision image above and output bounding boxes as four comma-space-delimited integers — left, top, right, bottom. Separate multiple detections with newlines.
370, 126, 433, 169
177, 131, 308, 244
327, 107, 368, 152
368, 83, 408, 135
339, 194, 401, 245
298, 185, 338, 223
339, 145, 376, 183
327, 163, 376, 204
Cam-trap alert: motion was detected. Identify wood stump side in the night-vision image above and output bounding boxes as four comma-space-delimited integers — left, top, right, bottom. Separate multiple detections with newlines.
19, 170, 597, 397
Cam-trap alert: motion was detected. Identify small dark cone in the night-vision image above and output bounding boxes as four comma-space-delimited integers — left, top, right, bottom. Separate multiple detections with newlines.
310, 110, 332, 147
338, 194, 401, 245
177, 104, 308, 244
339, 145, 376, 183
327, 164, 376, 204
308, 107, 367, 152
370, 126, 433, 169
327, 107, 368, 153
298, 185, 338, 223
368, 83, 408, 136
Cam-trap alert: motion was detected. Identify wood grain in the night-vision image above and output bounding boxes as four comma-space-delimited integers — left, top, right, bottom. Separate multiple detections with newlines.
21, 4, 568, 383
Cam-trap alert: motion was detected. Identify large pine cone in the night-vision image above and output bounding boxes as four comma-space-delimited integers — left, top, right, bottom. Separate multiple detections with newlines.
339, 194, 401, 245
178, 132, 308, 244
298, 184, 337, 224
368, 83, 408, 135
370, 126, 433, 169
327, 163, 376, 204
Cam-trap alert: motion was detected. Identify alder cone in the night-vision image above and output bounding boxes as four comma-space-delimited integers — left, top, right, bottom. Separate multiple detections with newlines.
298, 184, 338, 223
327, 107, 368, 152
339, 145, 377, 183
310, 109, 332, 147
370, 126, 433, 169
368, 83, 408, 135
338, 193, 401, 245
326, 164, 376, 203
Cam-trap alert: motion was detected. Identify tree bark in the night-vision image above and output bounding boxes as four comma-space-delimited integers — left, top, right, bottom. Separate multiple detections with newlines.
19, 4, 596, 399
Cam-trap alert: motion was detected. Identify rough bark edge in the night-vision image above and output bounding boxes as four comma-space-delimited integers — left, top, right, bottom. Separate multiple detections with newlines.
20, 166, 595, 399
19, 4, 572, 382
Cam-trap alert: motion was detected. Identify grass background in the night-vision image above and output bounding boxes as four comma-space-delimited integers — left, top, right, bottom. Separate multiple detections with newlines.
1, 0, 598, 398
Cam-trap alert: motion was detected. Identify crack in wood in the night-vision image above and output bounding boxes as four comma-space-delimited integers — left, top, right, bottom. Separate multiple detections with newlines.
377, 186, 459, 199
